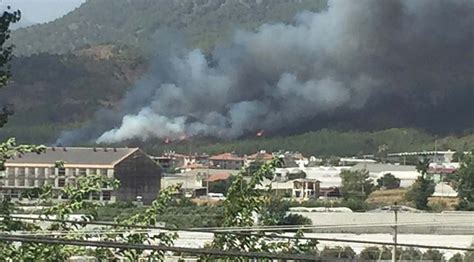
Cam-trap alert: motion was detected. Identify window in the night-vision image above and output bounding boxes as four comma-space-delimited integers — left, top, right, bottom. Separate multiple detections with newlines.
79, 169, 87, 176
99, 169, 107, 176
37, 168, 45, 177
10, 190, 19, 199
16, 179, 25, 187
36, 179, 44, 187
26, 168, 34, 177
58, 168, 66, 176
17, 168, 25, 176
58, 178, 66, 187
27, 179, 35, 187
89, 169, 97, 175
91, 192, 100, 201
102, 191, 111, 201
61, 193, 69, 200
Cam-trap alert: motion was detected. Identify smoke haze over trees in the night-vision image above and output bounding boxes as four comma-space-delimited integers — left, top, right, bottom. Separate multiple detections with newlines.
58, 0, 474, 145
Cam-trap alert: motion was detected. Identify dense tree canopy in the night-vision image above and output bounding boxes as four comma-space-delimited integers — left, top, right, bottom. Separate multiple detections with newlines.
340, 170, 375, 201
0, 7, 21, 128
455, 152, 474, 210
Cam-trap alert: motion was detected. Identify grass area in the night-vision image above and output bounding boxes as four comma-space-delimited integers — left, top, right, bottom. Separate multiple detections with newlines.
366, 189, 409, 207
428, 197, 459, 211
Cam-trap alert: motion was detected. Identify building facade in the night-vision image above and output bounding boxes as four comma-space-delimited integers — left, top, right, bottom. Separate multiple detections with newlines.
0, 147, 161, 204
209, 153, 244, 170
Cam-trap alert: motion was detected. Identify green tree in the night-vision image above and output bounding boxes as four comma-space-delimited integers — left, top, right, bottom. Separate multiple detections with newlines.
376, 173, 401, 190
0, 7, 21, 127
406, 159, 435, 210
340, 170, 374, 200
260, 195, 311, 226
358, 246, 391, 261
423, 249, 445, 262
399, 247, 423, 260
209, 158, 318, 259
208, 176, 236, 195
455, 152, 474, 210
319, 246, 356, 259
287, 170, 307, 180
448, 253, 464, 262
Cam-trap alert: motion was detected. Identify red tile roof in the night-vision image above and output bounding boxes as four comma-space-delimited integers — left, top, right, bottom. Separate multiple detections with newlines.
205, 173, 231, 182
209, 153, 243, 161
247, 152, 273, 161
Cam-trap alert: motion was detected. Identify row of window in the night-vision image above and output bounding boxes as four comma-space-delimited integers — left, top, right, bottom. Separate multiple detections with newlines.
2, 190, 112, 201
5, 167, 110, 177
1, 178, 70, 187
0, 177, 114, 189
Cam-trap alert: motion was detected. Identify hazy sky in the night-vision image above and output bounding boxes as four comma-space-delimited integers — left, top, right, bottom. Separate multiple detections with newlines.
2, 0, 85, 24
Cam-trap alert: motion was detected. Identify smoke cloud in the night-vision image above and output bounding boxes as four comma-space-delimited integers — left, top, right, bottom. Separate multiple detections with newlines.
59, 0, 474, 145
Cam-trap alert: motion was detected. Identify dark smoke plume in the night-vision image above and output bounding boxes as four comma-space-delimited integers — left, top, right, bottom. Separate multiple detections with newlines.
58, 0, 474, 145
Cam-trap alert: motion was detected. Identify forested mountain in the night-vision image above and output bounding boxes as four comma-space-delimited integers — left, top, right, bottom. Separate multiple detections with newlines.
3, 0, 473, 155
141, 128, 474, 157
11, 0, 327, 56
0, 51, 146, 142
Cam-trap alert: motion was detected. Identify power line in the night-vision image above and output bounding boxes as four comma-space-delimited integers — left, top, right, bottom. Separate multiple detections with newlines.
2, 215, 473, 251
4, 214, 472, 233
0, 234, 328, 261
200, 220, 474, 232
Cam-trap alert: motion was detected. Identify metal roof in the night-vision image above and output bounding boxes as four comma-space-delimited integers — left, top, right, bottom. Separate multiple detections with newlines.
6, 147, 139, 167
350, 163, 417, 172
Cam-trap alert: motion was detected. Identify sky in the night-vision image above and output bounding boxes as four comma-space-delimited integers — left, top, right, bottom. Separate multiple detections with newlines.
2, 0, 85, 24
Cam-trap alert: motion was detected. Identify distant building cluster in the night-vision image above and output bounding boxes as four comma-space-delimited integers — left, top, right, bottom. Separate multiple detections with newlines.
0, 147, 462, 204
154, 149, 463, 202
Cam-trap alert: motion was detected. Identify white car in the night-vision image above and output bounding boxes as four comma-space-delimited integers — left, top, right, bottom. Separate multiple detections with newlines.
207, 193, 226, 201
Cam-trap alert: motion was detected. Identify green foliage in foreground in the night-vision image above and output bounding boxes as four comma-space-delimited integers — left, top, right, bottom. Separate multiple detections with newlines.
377, 173, 401, 190
340, 170, 375, 201
406, 159, 435, 210
454, 152, 474, 210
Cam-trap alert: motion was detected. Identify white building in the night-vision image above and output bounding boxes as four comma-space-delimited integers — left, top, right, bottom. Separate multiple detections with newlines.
350, 163, 419, 187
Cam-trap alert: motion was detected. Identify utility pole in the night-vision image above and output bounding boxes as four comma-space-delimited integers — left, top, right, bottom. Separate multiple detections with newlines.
391, 202, 400, 262
206, 163, 210, 196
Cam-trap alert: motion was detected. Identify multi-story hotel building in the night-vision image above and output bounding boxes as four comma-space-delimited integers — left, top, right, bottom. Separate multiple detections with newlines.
0, 147, 161, 204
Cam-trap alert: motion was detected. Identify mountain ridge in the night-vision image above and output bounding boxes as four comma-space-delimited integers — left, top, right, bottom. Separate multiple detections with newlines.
11, 0, 327, 56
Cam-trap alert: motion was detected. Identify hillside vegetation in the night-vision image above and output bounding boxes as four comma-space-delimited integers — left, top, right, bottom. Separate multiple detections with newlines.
142, 128, 474, 157
11, 0, 327, 56
0, 52, 146, 142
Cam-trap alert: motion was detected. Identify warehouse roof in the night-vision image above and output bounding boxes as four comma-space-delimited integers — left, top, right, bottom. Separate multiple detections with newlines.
6, 147, 139, 167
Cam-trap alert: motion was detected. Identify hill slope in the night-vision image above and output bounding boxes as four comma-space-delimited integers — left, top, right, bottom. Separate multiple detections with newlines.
0, 52, 146, 142
141, 128, 474, 157
11, 0, 327, 56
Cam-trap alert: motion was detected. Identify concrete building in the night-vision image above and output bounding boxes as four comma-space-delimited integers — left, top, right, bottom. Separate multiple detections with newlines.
259, 178, 320, 200
350, 163, 419, 187
0, 147, 161, 204
387, 150, 456, 164
244, 150, 273, 166
276, 166, 350, 194
339, 157, 377, 166
162, 168, 240, 197
209, 153, 244, 170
